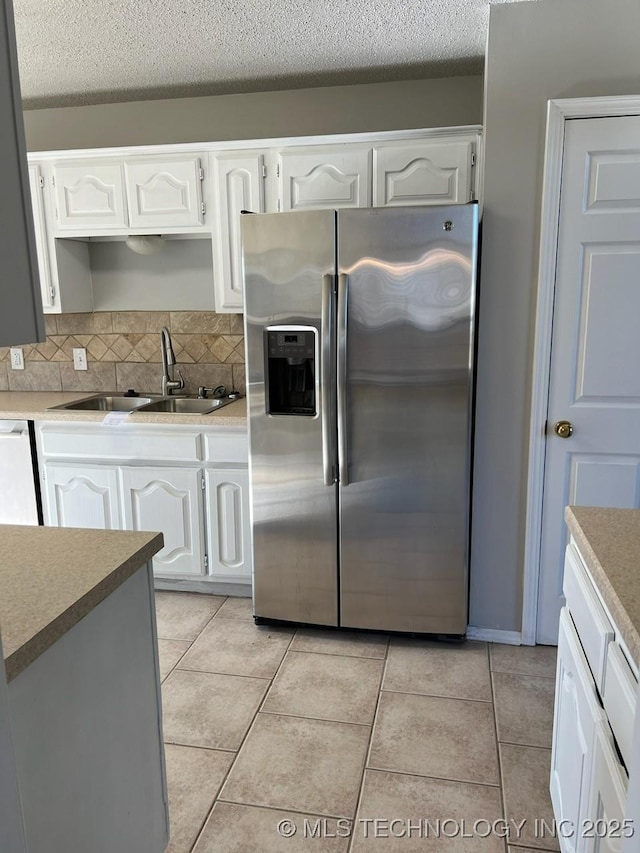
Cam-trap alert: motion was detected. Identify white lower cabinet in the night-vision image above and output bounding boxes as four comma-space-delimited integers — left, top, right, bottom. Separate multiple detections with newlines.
551, 539, 636, 849
38, 423, 251, 588
551, 608, 604, 853
44, 463, 121, 530
205, 468, 251, 581
584, 723, 629, 853
122, 466, 205, 577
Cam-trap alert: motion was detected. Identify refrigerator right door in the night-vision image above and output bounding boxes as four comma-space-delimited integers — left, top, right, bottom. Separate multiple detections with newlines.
337, 205, 478, 634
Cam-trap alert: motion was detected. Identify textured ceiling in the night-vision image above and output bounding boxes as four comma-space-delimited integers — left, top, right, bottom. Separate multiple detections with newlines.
13, 0, 528, 109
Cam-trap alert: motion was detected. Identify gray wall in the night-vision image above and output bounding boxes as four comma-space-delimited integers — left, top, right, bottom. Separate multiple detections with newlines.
23, 76, 483, 151
470, 0, 640, 633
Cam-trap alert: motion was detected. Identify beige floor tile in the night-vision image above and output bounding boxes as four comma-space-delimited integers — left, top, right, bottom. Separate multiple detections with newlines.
493, 672, 555, 748
501, 744, 559, 851
491, 644, 558, 679
162, 669, 268, 750
291, 628, 388, 659
220, 712, 370, 818
193, 802, 351, 852
263, 651, 384, 724
384, 639, 491, 701
369, 692, 499, 785
155, 592, 226, 641
158, 639, 191, 681
178, 618, 293, 678
164, 744, 234, 853
351, 769, 505, 853
215, 596, 254, 621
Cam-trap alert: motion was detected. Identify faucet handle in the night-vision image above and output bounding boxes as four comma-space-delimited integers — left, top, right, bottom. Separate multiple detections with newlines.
176, 368, 185, 390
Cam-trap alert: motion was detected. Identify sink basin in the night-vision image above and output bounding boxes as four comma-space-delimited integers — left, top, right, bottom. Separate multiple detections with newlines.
139, 397, 230, 414
49, 394, 158, 412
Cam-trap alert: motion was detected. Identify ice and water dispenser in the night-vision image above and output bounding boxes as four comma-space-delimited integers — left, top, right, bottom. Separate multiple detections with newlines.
265, 326, 317, 416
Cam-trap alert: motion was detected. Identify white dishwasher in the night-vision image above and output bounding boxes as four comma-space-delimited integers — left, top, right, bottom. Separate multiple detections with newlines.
0, 420, 40, 525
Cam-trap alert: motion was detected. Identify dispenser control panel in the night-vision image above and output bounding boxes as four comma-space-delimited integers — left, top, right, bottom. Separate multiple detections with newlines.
267, 331, 315, 359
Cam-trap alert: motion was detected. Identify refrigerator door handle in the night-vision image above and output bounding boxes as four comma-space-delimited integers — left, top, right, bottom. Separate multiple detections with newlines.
321, 273, 335, 486
337, 272, 349, 487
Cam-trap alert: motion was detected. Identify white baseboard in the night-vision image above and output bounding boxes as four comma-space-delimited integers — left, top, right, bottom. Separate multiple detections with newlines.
466, 626, 523, 645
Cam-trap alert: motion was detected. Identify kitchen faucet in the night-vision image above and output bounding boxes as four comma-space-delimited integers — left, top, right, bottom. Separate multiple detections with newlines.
160, 327, 185, 396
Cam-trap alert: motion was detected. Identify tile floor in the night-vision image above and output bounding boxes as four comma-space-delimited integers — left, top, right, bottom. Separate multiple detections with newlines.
155, 592, 560, 853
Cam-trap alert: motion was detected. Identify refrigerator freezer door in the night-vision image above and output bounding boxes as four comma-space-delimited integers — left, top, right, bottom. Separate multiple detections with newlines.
337, 205, 478, 634
242, 210, 339, 626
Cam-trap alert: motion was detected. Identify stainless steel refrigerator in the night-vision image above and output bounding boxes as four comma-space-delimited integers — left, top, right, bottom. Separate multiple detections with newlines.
242, 204, 479, 635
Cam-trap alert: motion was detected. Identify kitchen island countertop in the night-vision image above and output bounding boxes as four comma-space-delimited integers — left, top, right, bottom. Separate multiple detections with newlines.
0, 390, 247, 427
566, 505, 640, 669
0, 525, 163, 681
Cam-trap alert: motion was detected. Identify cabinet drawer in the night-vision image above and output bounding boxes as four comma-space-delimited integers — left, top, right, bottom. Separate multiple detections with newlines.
204, 431, 248, 464
563, 543, 614, 690
603, 642, 637, 769
39, 424, 201, 463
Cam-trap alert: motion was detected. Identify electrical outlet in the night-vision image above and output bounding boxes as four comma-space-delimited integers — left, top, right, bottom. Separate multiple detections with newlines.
10, 348, 24, 370
73, 348, 88, 371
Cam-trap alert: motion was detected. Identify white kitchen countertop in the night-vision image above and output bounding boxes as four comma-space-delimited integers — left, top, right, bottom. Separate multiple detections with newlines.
0, 391, 247, 427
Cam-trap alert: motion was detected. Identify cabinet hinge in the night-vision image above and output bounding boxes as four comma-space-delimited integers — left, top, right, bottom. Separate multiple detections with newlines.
262, 164, 267, 178
198, 165, 204, 180
38, 175, 45, 188
204, 554, 209, 570
49, 285, 56, 302
201, 476, 206, 490
201, 201, 206, 216
471, 151, 476, 167
277, 199, 281, 212
51, 176, 55, 187
276, 163, 280, 178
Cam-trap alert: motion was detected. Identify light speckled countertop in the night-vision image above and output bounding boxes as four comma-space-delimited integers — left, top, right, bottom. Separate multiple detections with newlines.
0, 391, 247, 427
0, 525, 163, 682
566, 506, 640, 668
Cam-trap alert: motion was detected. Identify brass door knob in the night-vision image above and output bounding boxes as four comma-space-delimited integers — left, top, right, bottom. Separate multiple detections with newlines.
554, 420, 573, 439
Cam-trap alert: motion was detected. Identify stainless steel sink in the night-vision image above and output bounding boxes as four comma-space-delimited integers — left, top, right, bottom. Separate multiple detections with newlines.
49, 394, 158, 412
138, 397, 231, 414
48, 393, 241, 414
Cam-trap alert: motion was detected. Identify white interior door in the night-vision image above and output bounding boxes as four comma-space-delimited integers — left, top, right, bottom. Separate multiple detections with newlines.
537, 115, 640, 643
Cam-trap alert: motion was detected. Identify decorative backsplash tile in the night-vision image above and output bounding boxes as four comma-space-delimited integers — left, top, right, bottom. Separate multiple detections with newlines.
3, 311, 245, 394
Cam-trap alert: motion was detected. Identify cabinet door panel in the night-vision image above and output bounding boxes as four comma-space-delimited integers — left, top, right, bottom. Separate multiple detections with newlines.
373, 140, 474, 206
53, 163, 127, 230
122, 466, 205, 577
28, 164, 54, 310
205, 468, 251, 580
551, 608, 604, 853
44, 464, 121, 529
212, 152, 265, 311
584, 723, 628, 853
280, 147, 371, 211
125, 157, 204, 228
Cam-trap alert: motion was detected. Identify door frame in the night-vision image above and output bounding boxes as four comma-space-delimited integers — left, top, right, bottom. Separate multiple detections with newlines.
522, 94, 640, 645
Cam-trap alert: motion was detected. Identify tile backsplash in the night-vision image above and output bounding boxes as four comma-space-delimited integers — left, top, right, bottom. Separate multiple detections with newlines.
0, 312, 245, 395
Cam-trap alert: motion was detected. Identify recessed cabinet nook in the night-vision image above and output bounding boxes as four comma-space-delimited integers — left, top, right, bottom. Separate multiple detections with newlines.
27, 126, 480, 313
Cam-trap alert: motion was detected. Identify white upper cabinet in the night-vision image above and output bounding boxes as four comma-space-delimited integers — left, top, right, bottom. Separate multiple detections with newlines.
52, 162, 128, 231
125, 156, 205, 229
279, 146, 372, 211
28, 161, 93, 314
212, 151, 265, 311
373, 138, 475, 206
28, 164, 54, 311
